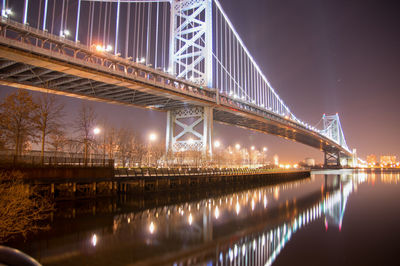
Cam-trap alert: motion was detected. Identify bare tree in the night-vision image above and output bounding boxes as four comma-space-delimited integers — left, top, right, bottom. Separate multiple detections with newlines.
74, 103, 97, 162
116, 127, 136, 167
48, 132, 67, 155
34, 93, 65, 163
0, 90, 38, 156
105, 126, 117, 160
0, 171, 53, 242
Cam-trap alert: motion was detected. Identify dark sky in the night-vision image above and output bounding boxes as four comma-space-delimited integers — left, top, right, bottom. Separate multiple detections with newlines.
1, 0, 400, 163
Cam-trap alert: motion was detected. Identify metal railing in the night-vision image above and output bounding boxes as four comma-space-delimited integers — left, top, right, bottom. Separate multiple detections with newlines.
0, 154, 114, 167
114, 167, 305, 178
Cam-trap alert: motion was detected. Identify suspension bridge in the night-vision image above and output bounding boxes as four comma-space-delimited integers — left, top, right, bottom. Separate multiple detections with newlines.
0, 0, 360, 166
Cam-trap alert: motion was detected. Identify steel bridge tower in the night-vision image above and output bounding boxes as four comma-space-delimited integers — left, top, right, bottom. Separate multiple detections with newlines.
166, 0, 214, 155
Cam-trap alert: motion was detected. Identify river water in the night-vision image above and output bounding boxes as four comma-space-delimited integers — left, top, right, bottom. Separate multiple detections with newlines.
7, 169, 400, 265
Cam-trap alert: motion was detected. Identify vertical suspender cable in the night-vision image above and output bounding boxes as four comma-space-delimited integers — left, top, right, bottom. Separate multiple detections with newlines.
154, 2, 159, 69
125, 2, 131, 58
89, 1, 94, 46
86, 2, 91, 45
146, 3, 151, 64
103, 2, 107, 45
51, 0, 55, 34
133, 4, 138, 60
115, 0, 121, 55
219, 11, 223, 92
215, 10, 218, 91
75, 0, 81, 42
135, 3, 141, 60
37, 0, 42, 29
107, 2, 112, 47
97, 2, 102, 40
60, 0, 65, 35
228, 28, 231, 94
64, 0, 69, 33
23, 0, 29, 24
140, 4, 145, 59
235, 39, 240, 95
43, 0, 48, 30
162, 3, 167, 69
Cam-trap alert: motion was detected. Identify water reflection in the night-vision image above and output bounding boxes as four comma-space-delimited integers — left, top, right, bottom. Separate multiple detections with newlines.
10, 170, 400, 265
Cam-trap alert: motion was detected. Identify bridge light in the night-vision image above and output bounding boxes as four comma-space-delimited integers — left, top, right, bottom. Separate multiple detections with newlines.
140, 57, 146, 63
95, 45, 104, 52
106, 45, 113, 52
2, 9, 12, 17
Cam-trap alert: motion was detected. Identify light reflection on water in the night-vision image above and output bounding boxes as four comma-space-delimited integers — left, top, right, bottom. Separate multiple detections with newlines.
10, 170, 400, 265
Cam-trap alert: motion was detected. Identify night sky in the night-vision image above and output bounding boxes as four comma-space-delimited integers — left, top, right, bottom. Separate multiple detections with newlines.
1, 0, 400, 163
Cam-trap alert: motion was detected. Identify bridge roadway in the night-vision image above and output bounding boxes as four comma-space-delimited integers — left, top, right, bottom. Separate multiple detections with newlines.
0, 18, 351, 157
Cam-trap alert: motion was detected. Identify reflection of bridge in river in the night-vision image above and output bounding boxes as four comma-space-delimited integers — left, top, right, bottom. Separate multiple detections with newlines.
23, 172, 372, 265
156, 173, 365, 265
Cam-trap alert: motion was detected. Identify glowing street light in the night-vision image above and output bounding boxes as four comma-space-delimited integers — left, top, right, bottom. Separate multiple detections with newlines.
149, 222, 155, 234
214, 140, 221, 148
91, 234, 97, 247
149, 133, 157, 142
263, 147, 268, 152
235, 143, 241, 150
93, 127, 101, 135
251, 146, 255, 151
148, 133, 157, 166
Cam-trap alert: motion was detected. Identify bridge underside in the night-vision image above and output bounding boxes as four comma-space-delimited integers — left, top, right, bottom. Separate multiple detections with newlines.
0, 58, 193, 111
0, 34, 351, 160
0, 57, 349, 158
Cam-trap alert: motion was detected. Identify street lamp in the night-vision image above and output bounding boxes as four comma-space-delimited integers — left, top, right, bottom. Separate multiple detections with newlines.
93, 127, 101, 135
148, 133, 157, 166
214, 140, 221, 148
235, 144, 241, 150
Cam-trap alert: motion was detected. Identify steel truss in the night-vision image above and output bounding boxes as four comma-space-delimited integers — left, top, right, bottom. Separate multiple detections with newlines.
169, 0, 213, 86
166, 106, 213, 154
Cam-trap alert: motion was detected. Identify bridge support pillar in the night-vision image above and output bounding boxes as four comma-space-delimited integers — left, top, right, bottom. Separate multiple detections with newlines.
166, 106, 213, 156
324, 150, 341, 168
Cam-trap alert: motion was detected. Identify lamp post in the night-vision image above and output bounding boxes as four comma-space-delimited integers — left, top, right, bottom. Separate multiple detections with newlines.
262, 147, 268, 167
91, 127, 101, 165
250, 146, 255, 167
214, 140, 221, 167
148, 133, 157, 167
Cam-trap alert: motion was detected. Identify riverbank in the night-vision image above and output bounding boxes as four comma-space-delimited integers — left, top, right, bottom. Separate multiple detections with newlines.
0, 167, 310, 200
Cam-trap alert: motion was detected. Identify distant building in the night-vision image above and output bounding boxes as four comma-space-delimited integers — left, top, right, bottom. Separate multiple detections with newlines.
304, 158, 315, 167
367, 154, 377, 166
380, 155, 397, 166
